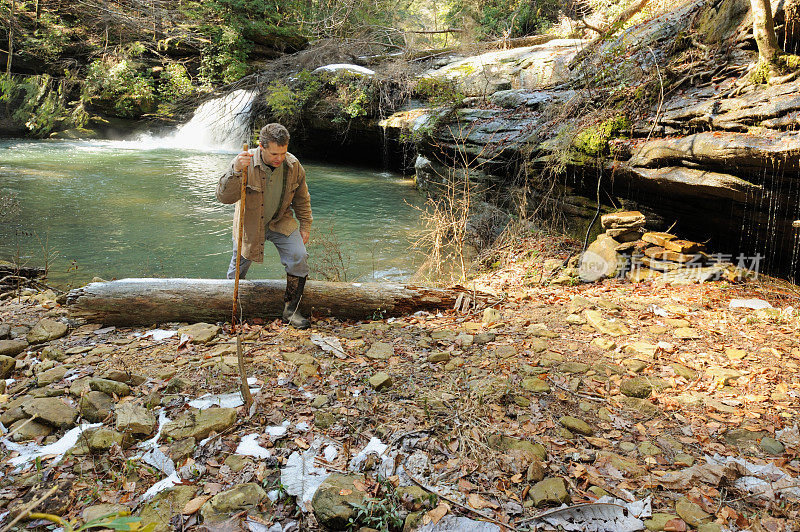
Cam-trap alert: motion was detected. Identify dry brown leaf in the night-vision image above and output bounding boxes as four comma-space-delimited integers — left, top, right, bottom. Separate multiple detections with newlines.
426, 502, 450, 524
294, 438, 310, 449
183, 495, 212, 515
467, 493, 498, 510
353, 480, 367, 492
339, 489, 352, 496
663, 518, 687, 532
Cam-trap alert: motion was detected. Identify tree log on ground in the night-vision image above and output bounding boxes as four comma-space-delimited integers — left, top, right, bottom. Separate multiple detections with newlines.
66, 278, 480, 326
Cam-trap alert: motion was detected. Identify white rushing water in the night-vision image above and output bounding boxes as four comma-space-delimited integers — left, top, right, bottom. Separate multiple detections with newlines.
130, 89, 257, 151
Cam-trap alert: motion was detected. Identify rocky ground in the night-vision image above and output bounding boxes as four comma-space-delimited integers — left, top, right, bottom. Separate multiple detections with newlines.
1, 235, 800, 532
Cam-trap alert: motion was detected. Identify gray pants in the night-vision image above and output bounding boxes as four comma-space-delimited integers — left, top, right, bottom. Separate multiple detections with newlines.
227, 228, 309, 279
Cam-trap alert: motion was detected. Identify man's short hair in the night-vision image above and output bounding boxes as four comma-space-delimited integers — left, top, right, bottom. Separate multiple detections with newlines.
260, 123, 290, 146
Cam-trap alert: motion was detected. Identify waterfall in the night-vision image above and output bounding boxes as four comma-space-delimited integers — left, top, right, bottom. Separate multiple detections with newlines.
135, 89, 257, 151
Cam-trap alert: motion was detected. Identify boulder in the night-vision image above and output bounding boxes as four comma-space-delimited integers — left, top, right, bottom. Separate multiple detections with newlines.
137, 485, 196, 532
79, 391, 114, 423
530, 477, 570, 507
116, 402, 157, 437
26, 319, 68, 344
600, 211, 646, 229
22, 397, 78, 429
311, 474, 368, 529
163, 408, 237, 440
89, 378, 131, 397
177, 323, 220, 344
200, 483, 267, 523
0, 355, 16, 379
579, 234, 624, 281
0, 339, 28, 358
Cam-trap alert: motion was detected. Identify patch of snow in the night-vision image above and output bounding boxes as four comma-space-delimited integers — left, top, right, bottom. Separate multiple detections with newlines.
189, 386, 260, 409
138, 411, 170, 450
729, 298, 773, 310
313, 63, 375, 76
140, 472, 182, 501
265, 421, 291, 438
236, 433, 272, 459
324, 445, 338, 462
2, 422, 102, 467
296, 421, 310, 432
350, 437, 389, 471
139, 329, 177, 341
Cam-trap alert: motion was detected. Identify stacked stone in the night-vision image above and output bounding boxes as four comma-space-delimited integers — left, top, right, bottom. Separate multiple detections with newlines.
578, 210, 751, 283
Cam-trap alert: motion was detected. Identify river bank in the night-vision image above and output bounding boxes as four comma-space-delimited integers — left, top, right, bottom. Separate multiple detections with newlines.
0, 229, 799, 531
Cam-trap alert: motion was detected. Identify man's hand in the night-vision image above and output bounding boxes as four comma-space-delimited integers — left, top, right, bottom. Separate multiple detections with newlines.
233, 151, 252, 173
300, 230, 310, 244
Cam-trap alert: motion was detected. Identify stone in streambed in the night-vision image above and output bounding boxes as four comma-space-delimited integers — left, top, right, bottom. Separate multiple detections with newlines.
366, 342, 393, 360
530, 477, 570, 507
369, 372, 393, 391
115, 402, 156, 438
559, 416, 594, 436
0, 340, 28, 358
177, 323, 220, 344
86, 428, 124, 452
620, 377, 653, 398
79, 391, 114, 423
200, 483, 267, 523
137, 486, 197, 532
9, 418, 53, 442
162, 407, 237, 440
675, 497, 712, 526
89, 378, 131, 397
521, 378, 550, 393
26, 319, 68, 344
22, 397, 78, 429
312, 474, 368, 530
0, 355, 17, 379
37, 365, 69, 386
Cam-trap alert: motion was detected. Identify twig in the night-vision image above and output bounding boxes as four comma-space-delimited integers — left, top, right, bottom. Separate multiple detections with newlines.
0, 484, 60, 532
401, 463, 523, 531
547, 376, 606, 402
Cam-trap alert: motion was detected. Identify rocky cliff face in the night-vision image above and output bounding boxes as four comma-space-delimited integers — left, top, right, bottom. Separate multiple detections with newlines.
377, 0, 800, 280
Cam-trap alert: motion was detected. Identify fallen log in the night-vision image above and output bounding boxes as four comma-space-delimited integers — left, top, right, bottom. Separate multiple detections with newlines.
66, 278, 477, 326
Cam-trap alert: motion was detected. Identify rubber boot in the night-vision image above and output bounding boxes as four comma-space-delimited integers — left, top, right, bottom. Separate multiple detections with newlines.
283, 274, 310, 329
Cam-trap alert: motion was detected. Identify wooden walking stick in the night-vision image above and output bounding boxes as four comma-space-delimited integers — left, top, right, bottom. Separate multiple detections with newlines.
233, 143, 253, 410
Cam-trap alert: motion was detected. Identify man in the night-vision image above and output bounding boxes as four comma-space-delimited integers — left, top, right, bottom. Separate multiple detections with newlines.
216, 123, 312, 329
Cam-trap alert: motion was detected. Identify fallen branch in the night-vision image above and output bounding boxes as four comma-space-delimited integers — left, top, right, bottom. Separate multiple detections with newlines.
401, 463, 522, 531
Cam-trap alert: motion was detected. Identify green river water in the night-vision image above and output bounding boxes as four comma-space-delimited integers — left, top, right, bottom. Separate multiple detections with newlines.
0, 139, 424, 287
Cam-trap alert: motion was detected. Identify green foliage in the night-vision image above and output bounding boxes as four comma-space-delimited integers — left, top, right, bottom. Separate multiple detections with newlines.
0, 74, 73, 137
413, 77, 464, 106
28, 510, 156, 532
265, 70, 324, 122
445, 0, 561, 40
333, 72, 378, 119
198, 26, 250, 85
83, 58, 155, 118
572, 114, 631, 156
22, 12, 70, 61
157, 63, 195, 103
347, 486, 405, 532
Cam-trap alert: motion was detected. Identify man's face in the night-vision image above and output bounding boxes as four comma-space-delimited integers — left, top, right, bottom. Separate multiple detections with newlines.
261, 141, 288, 167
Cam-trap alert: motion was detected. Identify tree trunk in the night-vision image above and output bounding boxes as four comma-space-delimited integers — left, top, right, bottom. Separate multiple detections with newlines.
66, 278, 476, 326
751, 0, 780, 62
7, 0, 14, 75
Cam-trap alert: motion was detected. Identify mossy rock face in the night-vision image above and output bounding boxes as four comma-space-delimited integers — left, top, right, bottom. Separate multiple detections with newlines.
695, 0, 750, 44
573, 115, 631, 157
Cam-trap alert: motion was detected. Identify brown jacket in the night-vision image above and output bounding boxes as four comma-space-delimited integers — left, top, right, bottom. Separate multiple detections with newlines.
216, 149, 312, 262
